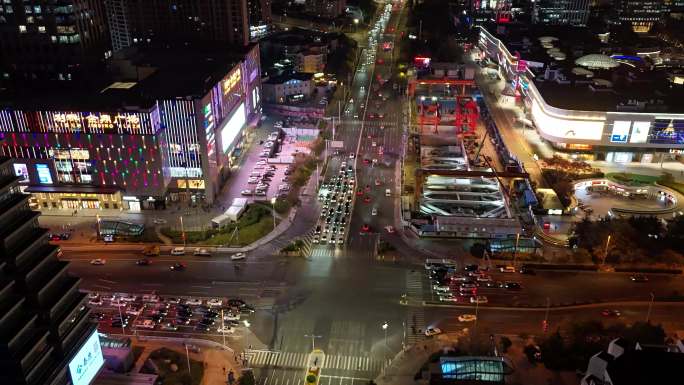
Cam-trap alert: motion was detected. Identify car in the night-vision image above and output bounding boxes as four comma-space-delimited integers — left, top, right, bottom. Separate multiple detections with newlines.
87, 292, 100, 300
241, 189, 253, 195
630, 274, 648, 282
217, 326, 234, 334
470, 296, 488, 304
171, 247, 186, 256
361, 224, 371, 232
458, 314, 477, 322
424, 327, 442, 337
199, 318, 215, 326
223, 312, 240, 321
88, 299, 103, 306
193, 248, 211, 256
142, 295, 161, 303
90, 258, 106, 265
49, 234, 62, 241
126, 306, 143, 316
349, 152, 355, 159
227, 299, 246, 308
136, 258, 151, 266
371, 207, 378, 216
313, 235, 320, 244
207, 298, 223, 307
231, 252, 246, 261
499, 265, 516, 273
195, 324, 211, 332
503, 282, 521, 290
384, 225, 395, 233
476, 275, 492, 282
519, 266, 536, 275
170, 262, 186, 271
185, 298, 202, 305
160, 322, 179, 331
135, 320, 156, 329
120, 294, 137, 302
433, 285, 450, 293
374, 178, 381, 186
176, 316, 191, 325
363, 196, 371, 203
356, 188, 364, 196
337, 236, 344, 245
601, 309, 622, 317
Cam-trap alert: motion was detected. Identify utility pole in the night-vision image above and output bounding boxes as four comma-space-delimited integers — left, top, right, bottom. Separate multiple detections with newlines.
646, 292, 655, 323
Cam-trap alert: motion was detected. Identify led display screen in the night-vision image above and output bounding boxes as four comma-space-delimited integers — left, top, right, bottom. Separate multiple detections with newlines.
13, 163, 29, 183
68, 330, 104, 385
650, 119, 684, 144
221, 103, 246, 153
630, 121, 650, 143
610, 121, 631, 143
36, 164, 53, 184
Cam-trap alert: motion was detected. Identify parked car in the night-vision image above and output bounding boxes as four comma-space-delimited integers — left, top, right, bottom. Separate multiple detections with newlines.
90, 258, 106, 265
193, 248, 211, 257
171, 247, 186, 255
424, 327, 442, 337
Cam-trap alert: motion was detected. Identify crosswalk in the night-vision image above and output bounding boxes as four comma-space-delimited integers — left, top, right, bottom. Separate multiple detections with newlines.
309, 247, 337, 258
245, 350, 385, 373
405, 271, 428, 345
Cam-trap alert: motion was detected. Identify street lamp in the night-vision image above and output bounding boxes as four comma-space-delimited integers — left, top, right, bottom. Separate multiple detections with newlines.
270, 197, 277, 231
96, 214, 101, 240
304, 334, 322, 351
602, 234, 612, 265
382, 321, 389, 346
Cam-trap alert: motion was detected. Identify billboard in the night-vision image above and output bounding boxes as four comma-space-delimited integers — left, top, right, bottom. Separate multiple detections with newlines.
68, 330, 104, 385
630, 121, 650, 143
13, 163, 29, 183
221, 103, 246, 153
610, 121, 631, 143
650, 119, 684, 144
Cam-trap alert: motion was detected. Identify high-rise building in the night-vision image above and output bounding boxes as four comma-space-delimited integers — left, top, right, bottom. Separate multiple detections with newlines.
533, 0, 591, 25
614, 0, 667, 32
248, 0, 272, 40
304, 0, 347, 19
0, 156, 101, 385
0, 0, 111, 85
104, 0, 251, 51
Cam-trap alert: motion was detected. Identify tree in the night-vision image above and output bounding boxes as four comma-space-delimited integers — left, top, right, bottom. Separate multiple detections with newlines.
623, 322, 666, 345
499, 336, 512, 353
239, 370, 255, 385
539, 331, 569, 370
523, 344, 540, 364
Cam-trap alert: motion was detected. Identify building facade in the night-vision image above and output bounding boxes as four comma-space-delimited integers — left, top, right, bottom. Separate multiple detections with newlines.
614, 0, 667, 32
0, 45, 262, 212
262, 72, 315, 104
296, 50, 327, 73
248, 0, 272, 41
305, 0, 347, 18
104, 0, 251, 51
533, 0, 591, 26
477, 27, 684, 164
0, 156, 100, 385
0, 0, 111, 84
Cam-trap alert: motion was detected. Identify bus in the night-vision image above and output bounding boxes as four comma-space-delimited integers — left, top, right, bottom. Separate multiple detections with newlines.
424, 258, 458, 271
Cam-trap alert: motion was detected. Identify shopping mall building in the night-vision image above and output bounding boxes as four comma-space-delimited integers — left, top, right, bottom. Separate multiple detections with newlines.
0, 45, 261, 212
477, 25, 684, 164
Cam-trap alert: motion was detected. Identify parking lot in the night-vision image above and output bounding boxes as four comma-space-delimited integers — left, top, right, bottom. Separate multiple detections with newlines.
87, 292, 256, 338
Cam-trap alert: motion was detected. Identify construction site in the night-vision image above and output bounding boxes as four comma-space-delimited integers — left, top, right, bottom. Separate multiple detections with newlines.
403, 66, 532, 239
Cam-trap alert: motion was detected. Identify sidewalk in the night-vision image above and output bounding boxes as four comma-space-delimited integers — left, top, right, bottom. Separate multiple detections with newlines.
124, 335, 242, 385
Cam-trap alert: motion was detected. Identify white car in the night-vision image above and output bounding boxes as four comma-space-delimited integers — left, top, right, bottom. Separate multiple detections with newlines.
433, 285, 450, 293
424, 327, 442, 337
499, 266, 516, 273
90, 258, 106, 265
458, 314, 477, 322
384, 226, 395, 233
439, 295, 459, 303
223, 312, 240, 322
313, 235, 320, 244
184, 298, 203, 306
231, 252, 246, 261
121, 295, 138, 302
470, 296, 488, 304
207, 298, 223, 307
217, 326, 234, 334
241, 189, 254, 195
371, 207, 378, 216
193, 248, 211, 256
171, 247, 186, 256
349, 152, 355, 159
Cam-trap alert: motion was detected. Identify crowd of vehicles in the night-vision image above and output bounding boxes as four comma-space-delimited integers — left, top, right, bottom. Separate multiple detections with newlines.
425, 259, 523, 304
315, 161, 356, 245
88, 292, 255, 334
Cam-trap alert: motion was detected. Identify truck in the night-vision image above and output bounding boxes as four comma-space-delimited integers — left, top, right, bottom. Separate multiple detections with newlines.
211, 214, 232, 229
142, 245, 160, 256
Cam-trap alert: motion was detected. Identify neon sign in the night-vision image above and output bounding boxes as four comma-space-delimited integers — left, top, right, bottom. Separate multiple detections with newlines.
222, 69, 242, 96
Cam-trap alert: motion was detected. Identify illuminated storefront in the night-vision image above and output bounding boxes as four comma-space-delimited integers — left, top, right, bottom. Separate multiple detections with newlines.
478, 26, 684, 162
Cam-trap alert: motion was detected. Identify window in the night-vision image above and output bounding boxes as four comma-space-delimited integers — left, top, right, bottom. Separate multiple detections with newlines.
18, 25, 27, 33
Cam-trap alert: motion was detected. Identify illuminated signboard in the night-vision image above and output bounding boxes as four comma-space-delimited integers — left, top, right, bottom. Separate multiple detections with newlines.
650, 119, 684, 144
52, 112, 142, 132
221, 103, 246, 153
630, 121, 650, 143
68, 330, 104, 385
36, 164, 53, 184
610, 121, 631, 143
222, 69, 242, 96
531, 100, 604, 141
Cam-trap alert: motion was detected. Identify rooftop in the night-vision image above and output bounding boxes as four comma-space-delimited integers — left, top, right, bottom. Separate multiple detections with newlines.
0, 45, 254, 111
264, 72, 315, 84
482, 23, 684, 113
607, 349, 684, 385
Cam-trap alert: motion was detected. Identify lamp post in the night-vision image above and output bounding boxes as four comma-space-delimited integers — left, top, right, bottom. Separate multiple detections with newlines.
602, 234, 612, 265
304, 334, 322, 351
180, 216, 186, 247
270, 197, 277, 231
646, 292, 655, 323
96, 214, 101, 240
